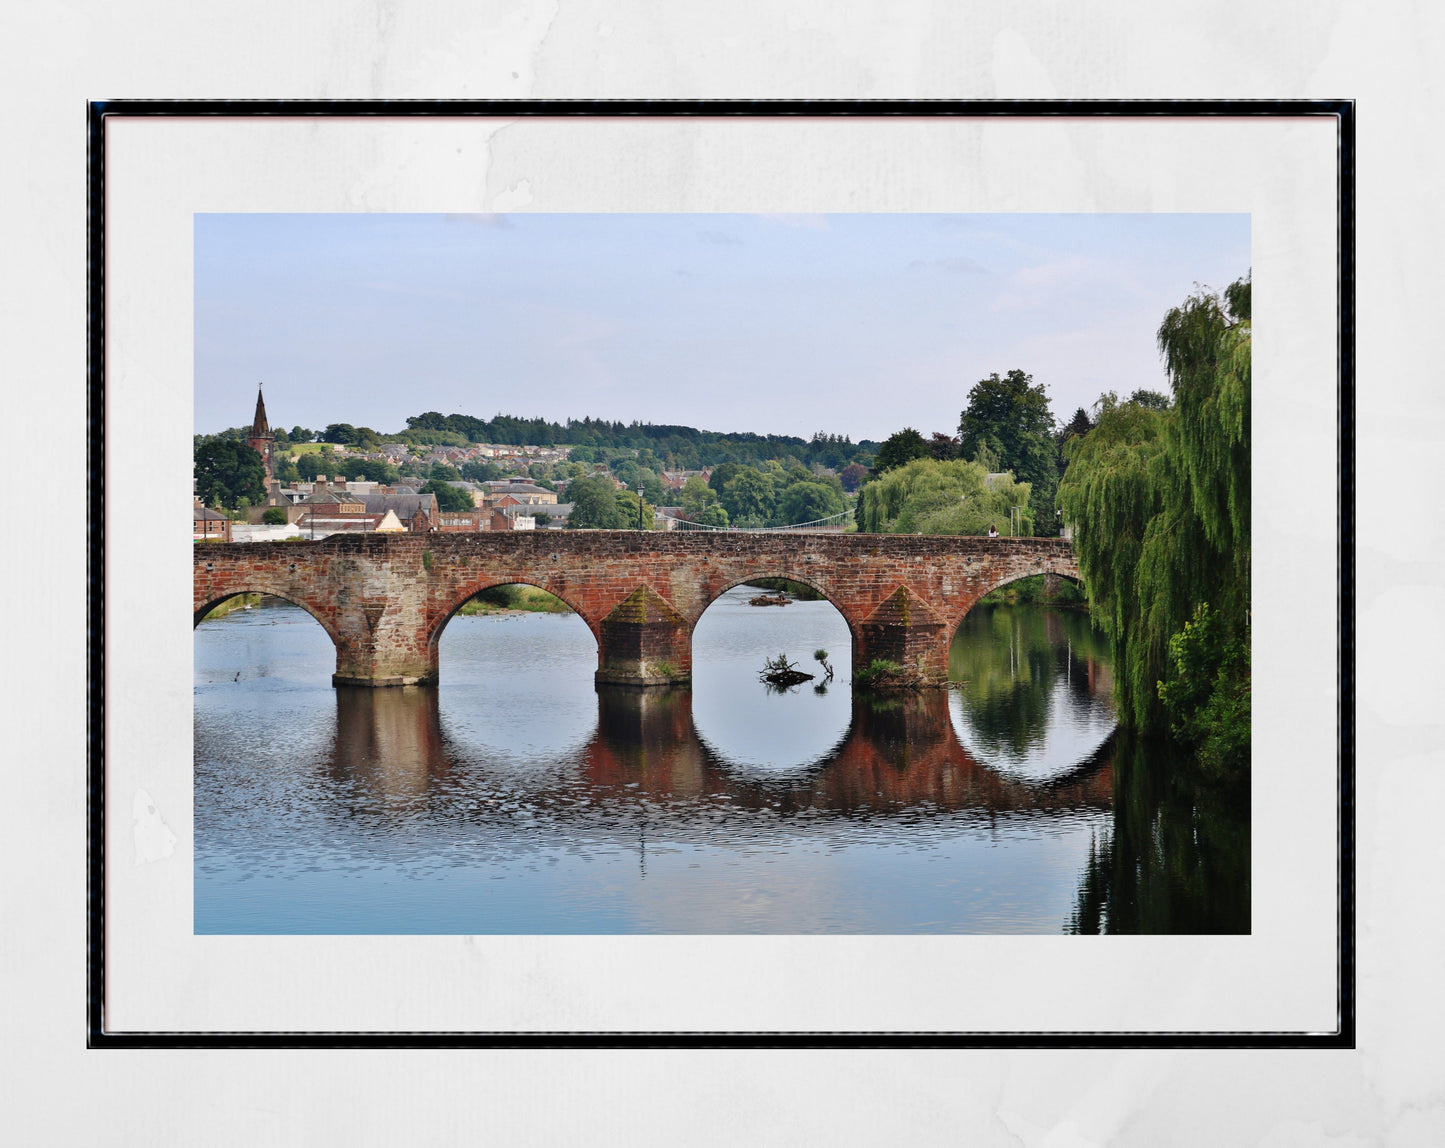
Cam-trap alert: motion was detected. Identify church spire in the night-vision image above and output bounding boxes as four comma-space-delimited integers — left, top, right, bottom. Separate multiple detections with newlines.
251, 383, 270, 437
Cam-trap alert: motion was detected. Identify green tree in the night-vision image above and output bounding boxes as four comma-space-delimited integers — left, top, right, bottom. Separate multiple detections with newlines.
261, 507, 289, 525
779, 480, 846, 525
872, 427, 931, 474
708, 461, 744, 496
420, 479, 474, 513
1058, 273, 1251, 763
958, 370, 1060, 532
680, 475, 719, 519
566, 475, 626, 528
462, 460, 503, 483
721, 468, 775, 525
322, 423, 358, 445
859, 457, 1030, 535
194, 440, 266, 509
428, 463, 461, 482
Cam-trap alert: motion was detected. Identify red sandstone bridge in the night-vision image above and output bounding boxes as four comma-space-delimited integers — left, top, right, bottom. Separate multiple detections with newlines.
193, 532, 1080, 688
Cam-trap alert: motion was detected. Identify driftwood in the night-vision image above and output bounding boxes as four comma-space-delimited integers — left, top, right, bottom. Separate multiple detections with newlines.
749, 593, 791, 607
759, 652, 814, 688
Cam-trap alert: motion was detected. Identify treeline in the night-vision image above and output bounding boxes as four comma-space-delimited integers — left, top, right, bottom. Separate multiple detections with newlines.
404, 412, 875, 471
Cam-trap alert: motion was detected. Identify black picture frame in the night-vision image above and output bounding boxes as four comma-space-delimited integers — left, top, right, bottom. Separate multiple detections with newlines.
88, 98, 1354, 1049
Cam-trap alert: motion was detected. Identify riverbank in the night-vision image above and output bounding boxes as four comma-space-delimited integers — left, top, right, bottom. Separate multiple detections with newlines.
201, 593, 263, 621
456, 585, 572, 617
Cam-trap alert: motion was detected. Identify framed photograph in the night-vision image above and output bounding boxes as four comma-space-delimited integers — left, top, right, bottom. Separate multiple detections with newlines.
91, 101, 1351, 1045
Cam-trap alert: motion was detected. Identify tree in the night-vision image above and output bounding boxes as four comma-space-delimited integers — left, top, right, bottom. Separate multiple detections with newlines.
428, 463, 461, 482
779, 480, 846, 525
721, 468, 775, 525
958, 370, 1061, 533
462, 460, 503, 483
322, 423, 358, 445
1058, 272, 1251, 769
289, 426, 315, 443
1128, 388, 1172, 411
708, 461, 744, 496
566, 475, 626, 528
859, 457, 1031, 536
420, 479, 474, 513
928, 432, 959, 461
680, 475, 719, 519
838, 462, 868, 493
871, 427, 931, 474
261, 507, 289, 525
194, 440, 266, 509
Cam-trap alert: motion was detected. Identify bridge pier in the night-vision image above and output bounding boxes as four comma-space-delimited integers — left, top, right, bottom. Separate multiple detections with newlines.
332, 613, 439, 687
854, 586, 952, 686
593, 586, 693, 688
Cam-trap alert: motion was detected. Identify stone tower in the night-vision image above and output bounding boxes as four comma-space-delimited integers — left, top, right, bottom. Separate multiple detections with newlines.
247, 383, 274, 483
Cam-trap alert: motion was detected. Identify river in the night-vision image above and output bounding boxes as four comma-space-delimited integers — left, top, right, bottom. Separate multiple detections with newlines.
193, 586, 1248, 934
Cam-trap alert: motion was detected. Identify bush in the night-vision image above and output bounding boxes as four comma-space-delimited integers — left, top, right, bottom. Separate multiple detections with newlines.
261, 507, 289, 525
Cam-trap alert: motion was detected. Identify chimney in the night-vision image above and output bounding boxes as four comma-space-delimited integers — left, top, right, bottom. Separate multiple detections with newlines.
334, 478, 347, 491
314, 476, 327, 490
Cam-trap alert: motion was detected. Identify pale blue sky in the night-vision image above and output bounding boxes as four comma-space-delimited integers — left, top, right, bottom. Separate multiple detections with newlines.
195, 213, 1249, 443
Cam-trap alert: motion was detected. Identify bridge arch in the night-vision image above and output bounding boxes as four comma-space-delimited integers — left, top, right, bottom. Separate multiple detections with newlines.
193, 589, 343, 651
694, 570, 851, 626
427, 578, 602, 657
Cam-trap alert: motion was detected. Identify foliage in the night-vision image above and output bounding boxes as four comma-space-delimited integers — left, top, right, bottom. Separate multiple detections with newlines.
1128, 388, 1172, 411
872, 427, 931, 474
1058, 273, 1250, 751
691, 504, 729, 528
459, 585, 572, 615
680, 475, 720, 518
420, 479, 474, 513
838, 462, 868, 492
261, 507, 289, 525
958, 369, 1061, 535
1157, 603, 1251, 778
461, 460, 503, 483
778, 480, 846, 525
858, 457, 1031, 536
194, 439, 266, 509
429, 463, 461, 482
721, 469, 776, 525
979, 574, 1086, 606
566, 475, 627, 528
399, 412, 875, 471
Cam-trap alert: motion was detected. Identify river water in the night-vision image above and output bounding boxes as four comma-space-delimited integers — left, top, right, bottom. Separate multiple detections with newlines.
193, 586, 1248, 934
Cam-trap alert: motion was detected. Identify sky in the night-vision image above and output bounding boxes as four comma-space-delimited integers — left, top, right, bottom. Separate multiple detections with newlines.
194, 212, 1249, 444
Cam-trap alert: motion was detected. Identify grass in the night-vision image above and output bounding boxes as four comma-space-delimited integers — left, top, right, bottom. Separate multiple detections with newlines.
201, 592, 263, 621
456, 585, 572, 616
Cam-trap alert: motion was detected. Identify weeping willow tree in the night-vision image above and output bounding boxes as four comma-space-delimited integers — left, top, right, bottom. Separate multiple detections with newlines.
858, 456, 1032, 535
1058, 274, 1250, 775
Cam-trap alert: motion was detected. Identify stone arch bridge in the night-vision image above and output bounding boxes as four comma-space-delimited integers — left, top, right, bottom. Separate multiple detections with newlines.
194, 532, 1080, 687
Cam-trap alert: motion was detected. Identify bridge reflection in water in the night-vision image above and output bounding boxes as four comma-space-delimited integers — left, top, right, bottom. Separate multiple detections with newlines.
320, 683, 1115, 825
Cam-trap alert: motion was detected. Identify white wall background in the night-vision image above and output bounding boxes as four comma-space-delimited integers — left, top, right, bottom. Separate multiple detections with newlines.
3, 2, 1439, 1144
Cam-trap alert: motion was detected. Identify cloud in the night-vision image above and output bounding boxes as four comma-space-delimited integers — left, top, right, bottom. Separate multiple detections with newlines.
444, 213, 512, 228
699, 229, 743, 246
909, 255, 989, 275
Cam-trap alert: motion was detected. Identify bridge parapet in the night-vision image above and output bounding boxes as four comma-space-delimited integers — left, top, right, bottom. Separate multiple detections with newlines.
194, 532, 1080, 687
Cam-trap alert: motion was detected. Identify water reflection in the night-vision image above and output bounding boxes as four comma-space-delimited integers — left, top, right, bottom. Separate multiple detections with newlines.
195, 596, 1246, 934
1068, 730, 1251, 934
319, 684, 1116, 825
949, 604, 1116, 783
